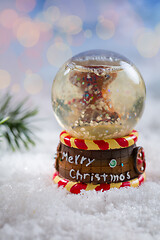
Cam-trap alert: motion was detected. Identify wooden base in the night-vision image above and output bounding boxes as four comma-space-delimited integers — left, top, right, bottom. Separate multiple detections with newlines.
54, 130, 146, 188
53, 171, 146, 194
55, 142, 146, 184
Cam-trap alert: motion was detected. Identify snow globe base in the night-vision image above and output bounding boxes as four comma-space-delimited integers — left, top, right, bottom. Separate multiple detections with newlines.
53, 130, 146, 194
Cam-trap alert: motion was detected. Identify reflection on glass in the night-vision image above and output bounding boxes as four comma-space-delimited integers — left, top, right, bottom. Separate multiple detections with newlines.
52, 50, 146, 140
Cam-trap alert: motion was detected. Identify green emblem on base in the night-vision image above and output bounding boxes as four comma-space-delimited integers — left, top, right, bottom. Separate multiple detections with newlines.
109, 159, 117, 168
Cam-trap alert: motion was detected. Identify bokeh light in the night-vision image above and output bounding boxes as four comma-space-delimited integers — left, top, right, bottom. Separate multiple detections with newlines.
35, 21, 53, 42
59, 15, 82, 35
96, 17, 115, 40
16, 0, 36, 13
16, 19, 40, 47
135, 28, 159, 58
0, 69, 11, 89
47, 42, 72, 67
35, 20, 52, 32
44, 6, 60, 24
0, 9, 18, 29
13, 16, 30, 36
24, 73, 43, 94
99, 2, 120, 24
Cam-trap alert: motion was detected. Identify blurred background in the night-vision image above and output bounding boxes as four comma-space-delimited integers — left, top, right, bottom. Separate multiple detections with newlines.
1, 2, 160, 238
0, 0, 159, 117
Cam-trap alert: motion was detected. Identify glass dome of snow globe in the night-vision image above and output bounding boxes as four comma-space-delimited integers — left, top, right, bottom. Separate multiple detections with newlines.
52, 50, 146, 140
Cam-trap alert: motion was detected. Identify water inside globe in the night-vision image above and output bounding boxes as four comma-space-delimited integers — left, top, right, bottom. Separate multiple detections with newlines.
52, 50, 146, 139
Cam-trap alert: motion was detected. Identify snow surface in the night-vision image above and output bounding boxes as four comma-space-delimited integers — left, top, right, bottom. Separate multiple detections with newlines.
0, 97, 160, 240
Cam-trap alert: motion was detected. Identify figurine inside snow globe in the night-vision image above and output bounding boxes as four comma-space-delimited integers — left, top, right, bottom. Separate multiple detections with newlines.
52, 50, 146, 194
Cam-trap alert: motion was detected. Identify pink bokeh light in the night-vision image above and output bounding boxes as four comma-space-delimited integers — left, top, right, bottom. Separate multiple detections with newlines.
16, 0, 36, 13
0, 9, 18, 29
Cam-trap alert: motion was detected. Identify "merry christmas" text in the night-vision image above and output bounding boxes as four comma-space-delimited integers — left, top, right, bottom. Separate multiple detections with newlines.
69, 169, 131, 183
62, 151, 95, 167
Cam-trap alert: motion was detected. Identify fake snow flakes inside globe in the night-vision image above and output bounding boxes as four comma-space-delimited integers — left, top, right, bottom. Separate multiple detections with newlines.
52, 50, 146, 140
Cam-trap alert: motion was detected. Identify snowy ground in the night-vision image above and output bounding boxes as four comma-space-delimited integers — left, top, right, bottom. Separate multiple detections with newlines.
0, 97, 160, 240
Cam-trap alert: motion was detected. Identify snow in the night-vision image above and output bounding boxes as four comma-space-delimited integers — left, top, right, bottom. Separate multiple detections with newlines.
0, 97, 160, 240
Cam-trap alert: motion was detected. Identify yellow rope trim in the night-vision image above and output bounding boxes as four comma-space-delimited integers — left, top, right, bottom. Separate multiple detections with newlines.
60, 130, 138, 150
53, 172, 146, 193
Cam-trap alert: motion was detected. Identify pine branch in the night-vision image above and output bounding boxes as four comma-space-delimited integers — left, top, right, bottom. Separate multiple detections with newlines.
0, 93, 38, 151
0, 117, 9, 125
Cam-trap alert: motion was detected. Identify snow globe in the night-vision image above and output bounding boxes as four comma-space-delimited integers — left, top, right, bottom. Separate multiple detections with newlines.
52, 50, 146, 194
